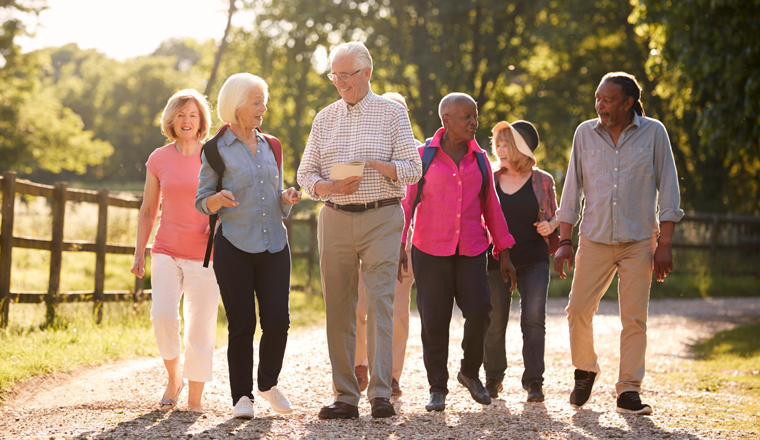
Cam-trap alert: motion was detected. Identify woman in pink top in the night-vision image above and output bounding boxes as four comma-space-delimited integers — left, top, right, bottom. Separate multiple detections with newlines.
131, 89, 220, 412
399, 92, 516, 412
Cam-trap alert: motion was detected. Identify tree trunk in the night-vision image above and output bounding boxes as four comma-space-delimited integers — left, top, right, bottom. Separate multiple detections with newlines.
205, 0, 237, 98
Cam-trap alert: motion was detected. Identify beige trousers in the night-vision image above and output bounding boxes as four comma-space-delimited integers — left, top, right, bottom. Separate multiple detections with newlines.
565, 234, 656, 395
318, 203, 404, 405
355, 242, 414, 383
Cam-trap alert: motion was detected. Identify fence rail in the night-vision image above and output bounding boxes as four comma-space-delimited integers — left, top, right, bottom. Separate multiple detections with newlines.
0, 172, 317, 328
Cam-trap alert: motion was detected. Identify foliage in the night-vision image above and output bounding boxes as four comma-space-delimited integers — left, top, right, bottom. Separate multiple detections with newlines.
635, 0, 760, 214
0, 1, 113, 176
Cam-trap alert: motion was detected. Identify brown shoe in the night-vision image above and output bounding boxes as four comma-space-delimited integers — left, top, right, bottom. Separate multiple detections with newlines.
391, 379, 402, 397
355, 365, 368, 392
318, 401, 359, 419
370, 397, 396, 418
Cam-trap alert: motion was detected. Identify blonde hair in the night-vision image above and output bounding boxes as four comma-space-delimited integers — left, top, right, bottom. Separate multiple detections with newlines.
217, 73, 269, 125
491, 127, 536, 174
382, 92, 408, 110
161, 89, 211, 142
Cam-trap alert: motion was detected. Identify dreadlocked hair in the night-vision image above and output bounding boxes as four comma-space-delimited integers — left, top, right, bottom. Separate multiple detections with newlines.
601, 72, 645, 117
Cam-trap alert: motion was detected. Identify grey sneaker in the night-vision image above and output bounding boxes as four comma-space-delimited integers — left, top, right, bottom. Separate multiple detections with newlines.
616, 391, 653, 415
425, 392, 446, 412
569, 369, 597, 408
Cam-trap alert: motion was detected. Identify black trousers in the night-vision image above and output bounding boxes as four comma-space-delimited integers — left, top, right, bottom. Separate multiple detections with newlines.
412, 245, 492, 394
213, 232, 291, 405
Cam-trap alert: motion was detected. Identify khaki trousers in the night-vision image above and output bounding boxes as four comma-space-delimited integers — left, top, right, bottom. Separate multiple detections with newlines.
355, 243, 414, 383
565, 235, 656, 395
318, 203, 404, 405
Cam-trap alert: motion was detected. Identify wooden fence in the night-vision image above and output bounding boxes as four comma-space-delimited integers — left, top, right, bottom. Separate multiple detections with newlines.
0, 172, 317, 328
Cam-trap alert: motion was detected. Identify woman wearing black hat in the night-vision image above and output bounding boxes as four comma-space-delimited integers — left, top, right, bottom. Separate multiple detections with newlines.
483, 120, 558, 403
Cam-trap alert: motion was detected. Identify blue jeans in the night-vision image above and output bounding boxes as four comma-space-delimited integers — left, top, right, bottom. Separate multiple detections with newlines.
483, 261, 549, 388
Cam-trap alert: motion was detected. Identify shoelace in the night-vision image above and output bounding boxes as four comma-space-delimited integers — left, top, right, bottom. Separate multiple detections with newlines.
575, 376, 591, 388
620, 392, 642, 405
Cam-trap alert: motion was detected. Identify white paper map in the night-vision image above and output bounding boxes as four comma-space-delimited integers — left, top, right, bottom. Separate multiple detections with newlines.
329, 161, 365, 180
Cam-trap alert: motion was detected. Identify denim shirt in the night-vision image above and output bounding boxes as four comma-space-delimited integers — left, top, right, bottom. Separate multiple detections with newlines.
195, 129, 292, 254
557, 114, 683, 244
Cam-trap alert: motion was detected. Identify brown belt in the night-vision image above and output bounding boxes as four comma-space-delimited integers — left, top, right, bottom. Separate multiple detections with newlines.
325, 198, 400, 213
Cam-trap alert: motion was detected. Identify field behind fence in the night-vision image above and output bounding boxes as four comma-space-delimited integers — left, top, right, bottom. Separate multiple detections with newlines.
1, 171, 759, 328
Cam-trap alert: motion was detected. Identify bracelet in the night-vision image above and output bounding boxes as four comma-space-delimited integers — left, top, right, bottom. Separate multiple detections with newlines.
559, 242, 573, 248
559, 239, 573, 246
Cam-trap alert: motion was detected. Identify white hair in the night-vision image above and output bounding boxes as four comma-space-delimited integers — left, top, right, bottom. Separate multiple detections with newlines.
217, 73, 269, 125
382, 92, 408, 111
438, 92, 476, 125
329, 41, 373, 73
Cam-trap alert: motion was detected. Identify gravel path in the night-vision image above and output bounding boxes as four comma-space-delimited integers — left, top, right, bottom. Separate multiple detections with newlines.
1, 297, 759, 439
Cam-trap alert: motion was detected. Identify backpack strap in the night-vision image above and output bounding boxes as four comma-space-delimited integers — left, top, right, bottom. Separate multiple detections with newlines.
257, 128, 283, 172
200, 123, 230, 268
411, 138, 436, 218
474, 150, 489, 206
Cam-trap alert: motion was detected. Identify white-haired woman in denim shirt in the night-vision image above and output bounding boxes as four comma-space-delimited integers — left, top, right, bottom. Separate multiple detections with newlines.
195, 73, 301, 419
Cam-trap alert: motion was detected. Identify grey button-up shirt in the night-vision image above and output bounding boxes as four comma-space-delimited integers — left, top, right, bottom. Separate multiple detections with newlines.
557, 114, 684, 244
195, 128, 292, 254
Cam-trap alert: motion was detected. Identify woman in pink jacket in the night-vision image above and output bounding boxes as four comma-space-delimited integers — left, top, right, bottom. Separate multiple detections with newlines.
399, 92, 516, 412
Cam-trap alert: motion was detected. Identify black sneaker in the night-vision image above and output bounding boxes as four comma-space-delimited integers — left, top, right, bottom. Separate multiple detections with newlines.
485, 378, 503, 399
616, 391, 652, 415
457, 371, 492, 405
526, 383, 544, 402
425, 392, 446, 412
569, 369, 597, 408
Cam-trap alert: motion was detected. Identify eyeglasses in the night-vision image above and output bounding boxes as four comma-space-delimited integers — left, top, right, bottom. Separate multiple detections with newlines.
327, 69, 362, 82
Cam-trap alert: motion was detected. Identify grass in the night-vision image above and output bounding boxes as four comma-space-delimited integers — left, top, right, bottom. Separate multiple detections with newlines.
651, 322, 760, 433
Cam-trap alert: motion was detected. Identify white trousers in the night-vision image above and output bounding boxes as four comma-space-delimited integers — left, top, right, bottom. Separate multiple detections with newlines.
150, 253, 220, 383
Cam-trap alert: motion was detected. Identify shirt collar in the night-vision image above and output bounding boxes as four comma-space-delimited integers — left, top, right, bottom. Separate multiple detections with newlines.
430, 127, 483, 153
219, 125, 264, 147
593, 112, 642, 134
340, 89, 376, 116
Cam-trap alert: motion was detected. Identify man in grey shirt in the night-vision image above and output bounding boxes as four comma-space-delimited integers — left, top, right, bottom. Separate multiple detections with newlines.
554, 72, 683, 415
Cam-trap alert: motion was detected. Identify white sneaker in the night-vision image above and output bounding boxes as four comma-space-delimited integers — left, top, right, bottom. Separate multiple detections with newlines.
232, 396, 255, 419
258, 386, 294, 414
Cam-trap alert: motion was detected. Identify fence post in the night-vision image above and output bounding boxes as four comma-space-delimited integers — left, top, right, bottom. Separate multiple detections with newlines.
0, 171, 17, 328
93, 188, 109, 324
308, 212, 317, 288
707, 214, 720, 274
46, 181, 67, 324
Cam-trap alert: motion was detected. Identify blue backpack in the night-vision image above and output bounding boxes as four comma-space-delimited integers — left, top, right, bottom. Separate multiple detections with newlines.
411, 138, 490, 217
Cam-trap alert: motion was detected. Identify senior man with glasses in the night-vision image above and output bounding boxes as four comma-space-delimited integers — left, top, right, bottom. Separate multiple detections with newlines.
297, 41, 422, 420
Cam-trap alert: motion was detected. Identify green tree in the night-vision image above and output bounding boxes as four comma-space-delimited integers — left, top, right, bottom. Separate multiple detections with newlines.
0, 1, 112, 176
636, 0, 760, 214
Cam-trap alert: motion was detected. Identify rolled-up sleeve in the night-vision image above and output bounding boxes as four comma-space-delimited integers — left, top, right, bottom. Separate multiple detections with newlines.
296, 115, 329, 201
653, 122, 684, 223
389, 110, 422, 186
556, 126, 584, 226
195, 151, 218, 215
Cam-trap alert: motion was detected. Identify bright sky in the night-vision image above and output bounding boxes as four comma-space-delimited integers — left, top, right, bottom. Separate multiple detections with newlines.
17, 0, 256, 61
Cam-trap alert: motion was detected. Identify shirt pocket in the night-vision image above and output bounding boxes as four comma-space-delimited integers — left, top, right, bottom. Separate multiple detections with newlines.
628, 147, 654, 177
581, 148, 605, 176
225, 163, 254, 194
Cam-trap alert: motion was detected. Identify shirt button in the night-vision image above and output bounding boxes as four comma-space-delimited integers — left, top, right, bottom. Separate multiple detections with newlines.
616, 151, 619, 154
258, 165, 261, 168
260, 181, 264, 184
452, 173, 456, 176
455, 230, 459, 234
262, 197, 265, 200
614, 184, 617, 188
457, 214, 461, 218
613, 202, 617, 205
263, 213, 266, 216
615, 167, 618, 171
264, 229, 267, 232
458, 198, 462, 201
458, 182, 462, 185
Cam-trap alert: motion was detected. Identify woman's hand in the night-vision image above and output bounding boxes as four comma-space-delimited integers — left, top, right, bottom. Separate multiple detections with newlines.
131, 255, 146, 279
281, 187, 302, 205
206, 190, 238, 212
498, 249, 517, 292
534, 220, 554, 237
397, 243, 408, 282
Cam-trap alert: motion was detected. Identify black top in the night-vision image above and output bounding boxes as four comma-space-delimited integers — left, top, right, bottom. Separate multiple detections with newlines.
487, 175, 548, 270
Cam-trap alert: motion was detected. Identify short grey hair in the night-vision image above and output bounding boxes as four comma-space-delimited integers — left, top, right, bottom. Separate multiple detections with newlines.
217, 73, 269, 125
329, 41, 373, 73
438, 92, 476, 125
382, 92, 408, 111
